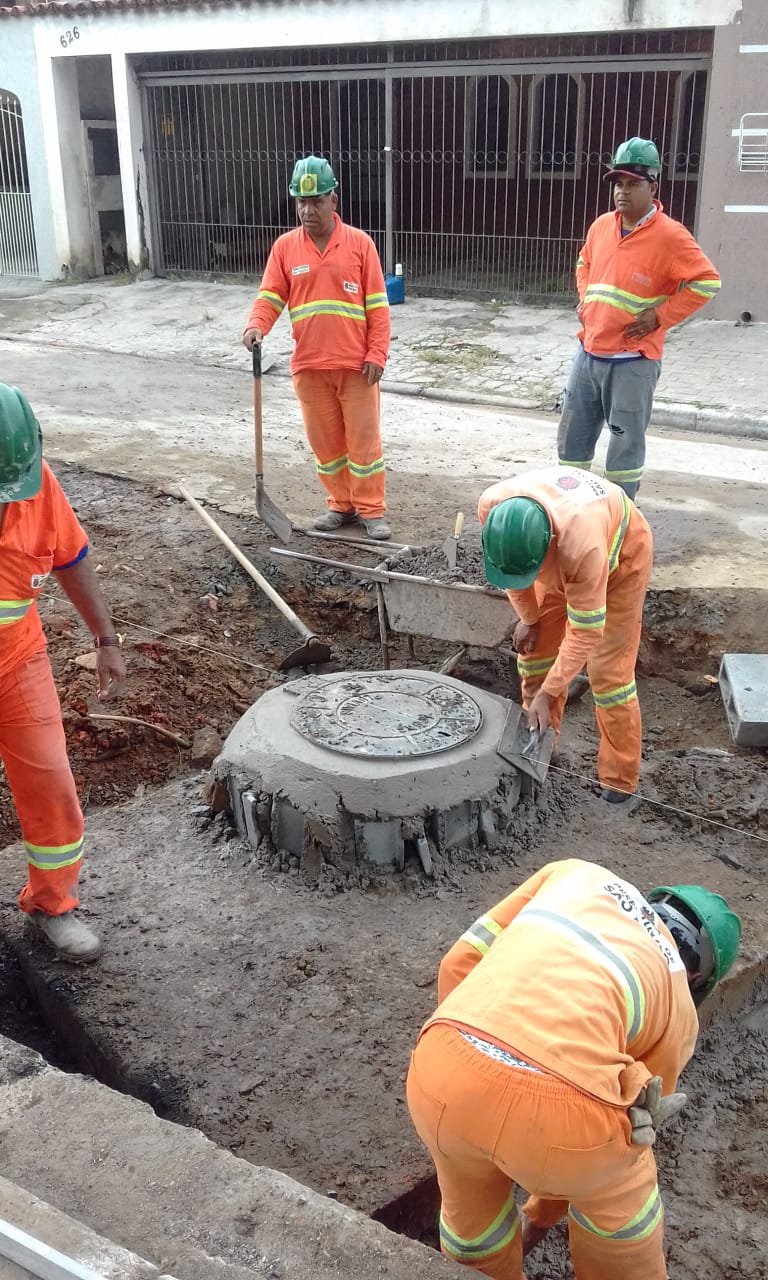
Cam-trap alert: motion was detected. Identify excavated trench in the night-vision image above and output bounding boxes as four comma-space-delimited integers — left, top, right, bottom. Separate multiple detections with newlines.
1, 466, 768, 1278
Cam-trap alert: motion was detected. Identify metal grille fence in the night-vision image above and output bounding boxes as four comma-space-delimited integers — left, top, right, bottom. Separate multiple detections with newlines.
0, 91, 38, 277
142, 49, 709, 300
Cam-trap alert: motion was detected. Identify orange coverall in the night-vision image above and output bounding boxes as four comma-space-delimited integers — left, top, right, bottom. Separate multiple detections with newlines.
245, 215, 390, 518
478, 467, 653, 793
407, 858, 699, 1280
0, 461, 89, 915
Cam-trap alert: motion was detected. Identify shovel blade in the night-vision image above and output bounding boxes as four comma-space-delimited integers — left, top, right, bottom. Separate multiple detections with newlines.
278, 637, 332, 672
441, 536, 458, 569
496, 705, 556, 783
256, 482, 293, 544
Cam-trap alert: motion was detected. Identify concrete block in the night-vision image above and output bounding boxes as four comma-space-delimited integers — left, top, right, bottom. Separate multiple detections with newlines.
272, 798, 305, 855
719, 654, 768, 747
354, 819, 404, 868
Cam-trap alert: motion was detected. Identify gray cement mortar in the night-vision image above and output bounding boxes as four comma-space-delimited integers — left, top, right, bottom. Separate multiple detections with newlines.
386, 538, 494, 589
216, 671, 528, 875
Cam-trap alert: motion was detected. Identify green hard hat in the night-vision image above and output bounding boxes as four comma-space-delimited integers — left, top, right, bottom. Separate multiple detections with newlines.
288, 155, 339, 198
604, 136, 661, 182
647, 884, 742, 1003
0, 383, 43, 502
482, 498, 552, 590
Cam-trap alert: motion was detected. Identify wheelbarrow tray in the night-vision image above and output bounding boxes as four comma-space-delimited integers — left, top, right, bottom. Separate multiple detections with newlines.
379, 546, 512, 649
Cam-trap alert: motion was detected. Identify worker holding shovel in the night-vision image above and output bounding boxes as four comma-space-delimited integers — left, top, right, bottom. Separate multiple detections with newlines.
408, 856, 741, 1280
0, 384, 125, 962
243, 155, 392, 540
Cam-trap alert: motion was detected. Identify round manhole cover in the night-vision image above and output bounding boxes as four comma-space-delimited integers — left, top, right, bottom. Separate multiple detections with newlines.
290, 673, 483, 758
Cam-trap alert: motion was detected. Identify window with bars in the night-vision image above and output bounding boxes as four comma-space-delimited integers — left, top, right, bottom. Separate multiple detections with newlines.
464, 76, 516, 177
527, 73, 583, 179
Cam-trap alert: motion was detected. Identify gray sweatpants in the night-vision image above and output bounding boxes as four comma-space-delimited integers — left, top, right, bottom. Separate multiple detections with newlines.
556, 346, 661, 500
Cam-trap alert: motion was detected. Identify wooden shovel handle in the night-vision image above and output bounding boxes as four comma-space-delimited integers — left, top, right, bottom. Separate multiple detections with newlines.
454, 511, 465, 538
252, 344, 264, 474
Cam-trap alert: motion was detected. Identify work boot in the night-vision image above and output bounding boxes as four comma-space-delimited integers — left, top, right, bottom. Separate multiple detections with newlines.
601, 788, 640, 814
312, 510, 359, 531
362, 517, 392, 541
25, 910, 103, 963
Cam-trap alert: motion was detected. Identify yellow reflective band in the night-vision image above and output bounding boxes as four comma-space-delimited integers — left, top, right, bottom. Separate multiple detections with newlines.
348, 457, 384, 478
365, 292, 389, 310
593, 681, 637, 708
290, 299, 366, 323
440, 1194, 520, 1261
316, 454, 348, 476
559, 459, 593, 470
606, 467, 644, 482
567, 606, 606, 630
520, 907, 645, 1041
517, 655, 556, 677
583, 284, 669, 315
606, 491, 631, 573
257, 289, 286, 314
570, 1185, 663, 1241
460, 913, 504, 955
687, 280, 721, 298
25, 838, 84, 871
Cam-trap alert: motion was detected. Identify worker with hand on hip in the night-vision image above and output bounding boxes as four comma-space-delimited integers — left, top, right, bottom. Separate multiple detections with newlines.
479, 466, 652, 808
407, 857, 741, 1280
558, 137, 720, 500
243, 155, 392, 540
0, 384, 125, 963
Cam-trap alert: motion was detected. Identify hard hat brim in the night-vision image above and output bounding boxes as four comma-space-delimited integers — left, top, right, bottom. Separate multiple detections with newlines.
0, 447, 42, 502
482, 545, 540, 591
604, 166, 658, 182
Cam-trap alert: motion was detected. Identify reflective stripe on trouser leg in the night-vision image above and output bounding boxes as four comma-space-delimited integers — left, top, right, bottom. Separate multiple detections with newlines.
586, 508, 653, 792
336, 371, 386, 518
0, 652, 84, 916
293, 370, 355, 513
603, 358, 661, 501
557, 346, 606, 470
440, 1194, 521, 1264
568, 1185, 666, 1280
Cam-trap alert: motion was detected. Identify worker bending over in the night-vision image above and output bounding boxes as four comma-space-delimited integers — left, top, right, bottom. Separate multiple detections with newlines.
0, 385, 125, 962
479, 466, 652, 806
243, 156, 392, 540
408, 857, 740, 1280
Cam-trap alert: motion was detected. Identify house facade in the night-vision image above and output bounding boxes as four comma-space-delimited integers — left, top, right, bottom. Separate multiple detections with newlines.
0, 0, 766, 316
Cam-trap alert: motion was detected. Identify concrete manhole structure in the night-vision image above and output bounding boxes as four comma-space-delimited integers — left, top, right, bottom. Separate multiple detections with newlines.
216, 670, 525, 873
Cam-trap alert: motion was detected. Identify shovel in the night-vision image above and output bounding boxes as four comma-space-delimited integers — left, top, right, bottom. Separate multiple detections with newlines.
496, 705, 556, 784
442, 511, 465, 569
253, 344, 292, 543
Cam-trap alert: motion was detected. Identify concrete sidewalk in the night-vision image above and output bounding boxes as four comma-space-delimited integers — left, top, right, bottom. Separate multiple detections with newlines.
0, 277, 766, 438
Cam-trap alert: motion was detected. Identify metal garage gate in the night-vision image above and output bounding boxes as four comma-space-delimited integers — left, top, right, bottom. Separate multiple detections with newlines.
140, 43, 710, 300
0, 91, 38, 277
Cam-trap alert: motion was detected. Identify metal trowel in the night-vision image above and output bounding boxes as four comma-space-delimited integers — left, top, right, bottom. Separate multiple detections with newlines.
496, 705, 556, 783
442, 511, 465, 569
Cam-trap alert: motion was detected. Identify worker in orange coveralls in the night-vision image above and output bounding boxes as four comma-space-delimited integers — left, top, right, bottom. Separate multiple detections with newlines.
0, 384, 125, 962
243, 155, 392, 540
407, 857, 741, 1280
478, 466, 652, 807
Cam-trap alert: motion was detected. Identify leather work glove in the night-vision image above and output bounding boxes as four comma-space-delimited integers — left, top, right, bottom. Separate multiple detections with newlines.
629, 1076, 688, 1146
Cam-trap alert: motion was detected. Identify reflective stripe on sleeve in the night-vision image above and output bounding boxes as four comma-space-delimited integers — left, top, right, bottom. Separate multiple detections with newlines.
365, 292, 389, 311
440, 1194, 520, 1261
257, 290, 286, 314
567, 605, 606, 630
25, 838, 84, 872
686, 279, 721, 299
459, 913, 504, 956
520, 907, 645, 1041
570, 1185, 663, 1242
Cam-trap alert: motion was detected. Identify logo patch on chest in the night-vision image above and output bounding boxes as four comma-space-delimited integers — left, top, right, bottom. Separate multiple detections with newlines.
30, 571, 50, 590
343, 281, 359, 294
292, 264, 310, 276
